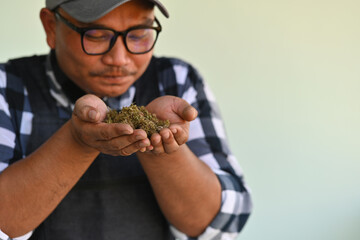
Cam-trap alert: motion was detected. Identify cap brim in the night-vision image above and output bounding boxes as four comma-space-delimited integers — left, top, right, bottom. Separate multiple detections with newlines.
61, 0, 169, 23
149, 0, 169, 18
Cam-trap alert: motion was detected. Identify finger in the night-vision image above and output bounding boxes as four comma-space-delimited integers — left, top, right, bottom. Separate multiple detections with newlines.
139, 147, 147, 152
73, 94, 108, 123
150, 133, 165, 154
160, 128, 179, 153
100, 129, 149, 155
117, 138, 151, 156
145, 144, 154, 152
99, 128, 147, 146
170, 125, 188, 145
88, 122, 133, 141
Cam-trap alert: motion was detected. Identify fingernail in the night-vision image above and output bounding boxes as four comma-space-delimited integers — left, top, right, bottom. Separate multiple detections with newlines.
124, 129, 133, 135
136, 135, 144, 140
153, 138, 161, 144
88, 110, 98, 120
139, 142, 149, 148
164, 131, 170, 139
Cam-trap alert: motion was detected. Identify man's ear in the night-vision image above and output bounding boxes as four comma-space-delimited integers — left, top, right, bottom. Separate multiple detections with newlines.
40, 8, 56, 49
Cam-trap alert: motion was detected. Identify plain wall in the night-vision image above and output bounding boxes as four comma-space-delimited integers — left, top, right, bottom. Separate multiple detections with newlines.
1, 1, 360, 239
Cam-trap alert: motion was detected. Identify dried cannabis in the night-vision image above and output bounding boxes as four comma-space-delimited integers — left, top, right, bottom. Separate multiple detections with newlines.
105, 104, 170, 137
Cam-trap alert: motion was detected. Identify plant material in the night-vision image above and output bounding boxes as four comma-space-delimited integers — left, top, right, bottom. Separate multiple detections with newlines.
105, 104, 170, 137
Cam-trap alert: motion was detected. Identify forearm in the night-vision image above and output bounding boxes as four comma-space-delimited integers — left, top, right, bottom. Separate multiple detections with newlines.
0, 121, 99, 238
137, 145, 221, 237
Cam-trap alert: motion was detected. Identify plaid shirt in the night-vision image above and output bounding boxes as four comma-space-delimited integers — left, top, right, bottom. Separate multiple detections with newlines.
0, 53, 252, 240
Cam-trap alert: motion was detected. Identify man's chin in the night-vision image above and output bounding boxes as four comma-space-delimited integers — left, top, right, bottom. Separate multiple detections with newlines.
93, 88, 129, 98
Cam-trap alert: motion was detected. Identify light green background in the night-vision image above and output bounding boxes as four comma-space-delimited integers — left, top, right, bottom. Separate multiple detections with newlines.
1, 1, 360, 240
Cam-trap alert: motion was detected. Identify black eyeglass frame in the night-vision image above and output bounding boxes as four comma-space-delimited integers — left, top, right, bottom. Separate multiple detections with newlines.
54, 11, 162, 55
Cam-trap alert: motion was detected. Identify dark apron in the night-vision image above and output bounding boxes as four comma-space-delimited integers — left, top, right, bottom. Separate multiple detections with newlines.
8, 56, 173, 240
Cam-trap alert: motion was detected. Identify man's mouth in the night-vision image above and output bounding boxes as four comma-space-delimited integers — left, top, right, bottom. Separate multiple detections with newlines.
89, 67, 136, 78
98, 75, 133, 85
102, 75, 128, 78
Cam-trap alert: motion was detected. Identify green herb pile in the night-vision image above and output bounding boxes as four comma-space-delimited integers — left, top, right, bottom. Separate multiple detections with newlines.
105, 104, 170, 137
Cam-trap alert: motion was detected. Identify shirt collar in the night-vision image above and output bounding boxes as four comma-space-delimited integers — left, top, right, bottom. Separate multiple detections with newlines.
49, 50, 86, 104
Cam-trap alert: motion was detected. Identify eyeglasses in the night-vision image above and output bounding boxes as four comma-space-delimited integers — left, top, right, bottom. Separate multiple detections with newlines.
54, 11, 162, 55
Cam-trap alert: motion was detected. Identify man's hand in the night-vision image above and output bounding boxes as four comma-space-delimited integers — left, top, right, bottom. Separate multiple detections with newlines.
71, 94, 151, 156
136, 96, 220, 237
145, 96, 198, 154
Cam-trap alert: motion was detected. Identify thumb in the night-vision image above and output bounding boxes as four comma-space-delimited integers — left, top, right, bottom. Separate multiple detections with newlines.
182, 105, 198, 121
174, 98, 198, 122
73, 94, 108, 123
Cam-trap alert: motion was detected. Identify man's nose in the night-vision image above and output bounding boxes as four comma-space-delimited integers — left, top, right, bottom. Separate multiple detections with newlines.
101, 37, 131, 66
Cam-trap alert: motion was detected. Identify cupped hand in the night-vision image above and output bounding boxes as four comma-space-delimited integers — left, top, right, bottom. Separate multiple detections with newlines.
144, 96, 198, 154
70, 94, 151, 156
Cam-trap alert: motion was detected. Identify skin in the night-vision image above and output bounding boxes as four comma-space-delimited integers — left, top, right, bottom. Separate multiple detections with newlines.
0, 0, 221, 238
47, 1, 154, 98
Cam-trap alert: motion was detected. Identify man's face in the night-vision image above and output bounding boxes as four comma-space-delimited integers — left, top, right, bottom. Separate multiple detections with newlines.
52, 1, 155, 98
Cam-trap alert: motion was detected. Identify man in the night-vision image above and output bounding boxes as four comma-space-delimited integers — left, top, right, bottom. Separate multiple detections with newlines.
0, 0, 252, 239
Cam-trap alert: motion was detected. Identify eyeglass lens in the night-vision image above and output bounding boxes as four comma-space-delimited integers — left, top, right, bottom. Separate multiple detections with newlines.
82, 28, 157, 54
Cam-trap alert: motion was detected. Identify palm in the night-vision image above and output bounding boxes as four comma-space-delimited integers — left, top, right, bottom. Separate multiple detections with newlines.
146, 96, 196, 125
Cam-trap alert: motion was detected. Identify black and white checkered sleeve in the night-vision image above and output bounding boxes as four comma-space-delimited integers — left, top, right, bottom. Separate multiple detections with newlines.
162, 59, 253, 239
0, 64, 34, 240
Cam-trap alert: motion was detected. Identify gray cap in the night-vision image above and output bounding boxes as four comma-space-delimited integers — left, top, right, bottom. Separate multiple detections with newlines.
46, 0, 169, 23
